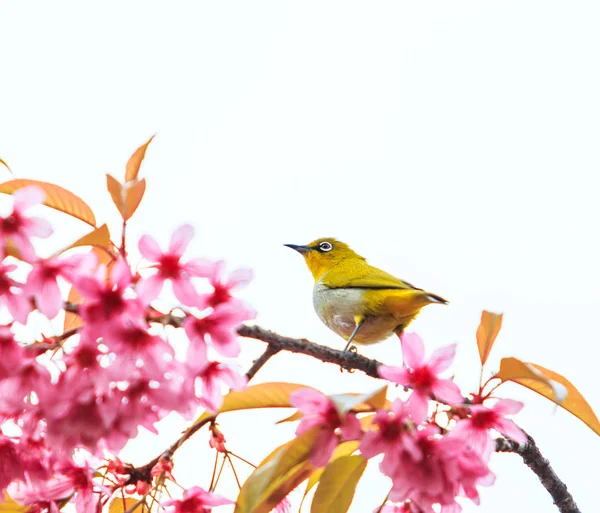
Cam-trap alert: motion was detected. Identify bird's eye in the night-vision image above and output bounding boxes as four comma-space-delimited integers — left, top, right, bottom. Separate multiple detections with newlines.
319, 241, 333, 252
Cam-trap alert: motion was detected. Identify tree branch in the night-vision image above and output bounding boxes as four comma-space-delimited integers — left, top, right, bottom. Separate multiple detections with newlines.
239, 324, 581, 513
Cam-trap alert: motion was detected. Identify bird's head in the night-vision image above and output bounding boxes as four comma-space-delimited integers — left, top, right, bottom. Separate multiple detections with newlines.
284, 238, 365, 281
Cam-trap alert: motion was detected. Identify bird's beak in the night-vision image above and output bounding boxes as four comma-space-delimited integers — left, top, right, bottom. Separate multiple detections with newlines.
284, 244, 311, 254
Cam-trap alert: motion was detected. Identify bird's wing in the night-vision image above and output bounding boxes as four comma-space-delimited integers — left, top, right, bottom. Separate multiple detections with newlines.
323, 261, 422, 290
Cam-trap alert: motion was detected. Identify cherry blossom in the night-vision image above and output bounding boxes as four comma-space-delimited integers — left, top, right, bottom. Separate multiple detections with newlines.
201, 260, 252, 308
0, 186, 52, 261
378, 333, 463, 423
137, 224, 215, 306
24, 253, 94, 319
452, 399, 527, 457
162, 486, 232, 513
184, 301, 255, 359
0, 325, 24, 380
0, 434, 24, 490
290, 388, 362, 467
193, 360, 247, 413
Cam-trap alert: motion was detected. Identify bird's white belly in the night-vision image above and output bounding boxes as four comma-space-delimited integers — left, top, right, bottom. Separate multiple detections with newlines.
312, 282, 398, 345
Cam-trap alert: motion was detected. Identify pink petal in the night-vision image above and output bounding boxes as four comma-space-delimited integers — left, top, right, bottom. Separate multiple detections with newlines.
290, 389, 330, 414
110, 258, 131, 289
183, 258, 217, 278
6, 293, 31, 324
495, 418, 527, 445
492, 398, 524, 416
200, 376, 223, 413
226, 268, 253, 288
378, 365, 411, 386
406, 391, 429, 424
310, 430, 337, 467
400, 332, 425, 368
359, 430, 387, 458
25, 217, 53, 238
136, 274, 164, 304
11, 233, 36, 262
218, 366, 247, 391
186, 339, 208, 371
431, 378, 463, 405
36, 279, 62, 319
168, 224, 194, 256
138, 234, 163, 261
171, 278, 201, 307
340, 413, 362, 440
428, 344, 457, 375
210, 328, 240, 358
13, 186, 45, 210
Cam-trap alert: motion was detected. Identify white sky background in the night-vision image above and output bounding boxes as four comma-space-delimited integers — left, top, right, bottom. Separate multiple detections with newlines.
1, 1, 600, 512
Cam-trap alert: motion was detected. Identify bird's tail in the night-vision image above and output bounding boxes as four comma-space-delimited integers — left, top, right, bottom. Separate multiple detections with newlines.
424, 292, 448, 305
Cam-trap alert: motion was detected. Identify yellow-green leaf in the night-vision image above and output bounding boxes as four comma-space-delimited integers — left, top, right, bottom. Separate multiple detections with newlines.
310, 455, 367, 513
58, 224, 113, 255
0, 179, 96, 227
108, 497, 144, 513
496, 357, 600, 436
330, 385, 388, 417
125, 135, 155, 183
123, 178, 146, 221
0, 158, 12, 175
235, 428, 318, 513
0, 492, 27, 512
304, 441, 360, 499
476, 310, 503, 366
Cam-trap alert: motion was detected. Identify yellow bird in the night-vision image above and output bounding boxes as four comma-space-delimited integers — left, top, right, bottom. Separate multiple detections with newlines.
285, 238, 447, 351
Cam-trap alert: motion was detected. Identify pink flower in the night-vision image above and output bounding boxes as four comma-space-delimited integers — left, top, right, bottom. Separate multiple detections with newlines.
452, 399, 527, 458
103, 319, 174, 380
0, 359, 51, 417
0, 262, 32, 324
378, 333, 463, 424
24, 253, 94, 319
0, 186, 52, 261
193, 360, 247, 413
387, 426, 492, 511
151, 459, 174, 481
184, 301, 255, 359
162, 486, 232, 513
76, 258, 142, 327
0, 325, 24, 380
271, 497, 291, 513
379, 503, 414, 513
360, 399, 421, 477
201, 261, 252, 308
137, 224, 215, 306
46, 460, 106, 513
0, 434, 24, 490
7, 481, 61, 513
290, 388, 362, 467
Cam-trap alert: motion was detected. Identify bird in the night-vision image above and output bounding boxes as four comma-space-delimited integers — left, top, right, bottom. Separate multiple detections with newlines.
285, 238, 447, 351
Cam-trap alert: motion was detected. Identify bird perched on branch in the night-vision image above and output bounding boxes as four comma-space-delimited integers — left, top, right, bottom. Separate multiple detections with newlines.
285, 238, 447, 351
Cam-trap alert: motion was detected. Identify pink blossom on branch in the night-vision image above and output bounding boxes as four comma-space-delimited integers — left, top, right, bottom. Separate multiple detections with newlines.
192, 360, 248, 413
24, 253, 95, 319
137, 224, 216, 307
162, 486, 232, 513
0, 186, 52, 262
290, 388, 362, 467
378, 333, 464, 424
0, 325, 24, 380
200, 260, 253, 308
184, 300, 256, 359
452, 399, 527, 458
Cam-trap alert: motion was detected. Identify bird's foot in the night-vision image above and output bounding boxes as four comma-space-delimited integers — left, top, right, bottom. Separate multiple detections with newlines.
339, 345, 358, 373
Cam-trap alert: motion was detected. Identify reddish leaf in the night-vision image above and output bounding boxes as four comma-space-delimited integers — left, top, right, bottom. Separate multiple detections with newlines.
496, 357, 600, 436
0, 179, 96, 227
476, 310, 503, 366
125, 135, 154, 183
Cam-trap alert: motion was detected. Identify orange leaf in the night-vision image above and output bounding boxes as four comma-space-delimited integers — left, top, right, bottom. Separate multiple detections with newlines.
0, 492, 27, 512
496, 357, 600, 436
58, 224, 113, 255
476, 310, 503, 366
0, 157, 12, 175
106, 174, 126, 218
125, 135, 154, 183
108, 497, 143, 513
0, 179, 96, 227
123, 178, 146, 221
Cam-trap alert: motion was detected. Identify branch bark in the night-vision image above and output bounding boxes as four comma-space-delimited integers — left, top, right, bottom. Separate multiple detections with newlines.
239, 324, 581, 513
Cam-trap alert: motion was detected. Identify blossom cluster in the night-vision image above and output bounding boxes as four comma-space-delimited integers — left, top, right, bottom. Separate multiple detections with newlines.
0, 187, 254, 512
291, 332, 527, 513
